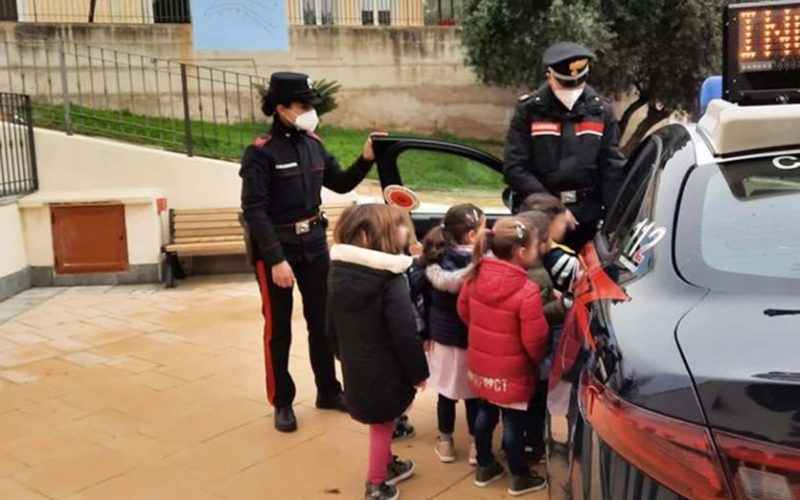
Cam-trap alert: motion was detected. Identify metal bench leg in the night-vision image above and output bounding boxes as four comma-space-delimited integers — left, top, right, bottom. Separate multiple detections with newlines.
174, 256, 186, 280
165, 253, 178, 288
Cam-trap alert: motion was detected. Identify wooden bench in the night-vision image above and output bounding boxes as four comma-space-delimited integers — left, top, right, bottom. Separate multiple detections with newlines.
162, 202, 354, 288
163, 208, 247, 288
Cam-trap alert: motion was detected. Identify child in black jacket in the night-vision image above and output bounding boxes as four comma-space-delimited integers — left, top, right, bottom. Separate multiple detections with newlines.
521, 193, 581, 293
390, 257, 430, 442
419, 204, 485, 465
327, 204, 429, 500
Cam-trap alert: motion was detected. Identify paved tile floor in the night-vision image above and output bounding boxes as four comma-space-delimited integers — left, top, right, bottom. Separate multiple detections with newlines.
0, 276, 547, 499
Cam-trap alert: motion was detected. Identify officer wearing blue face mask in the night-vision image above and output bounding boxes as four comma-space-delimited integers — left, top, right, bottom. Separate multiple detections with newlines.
240, 71, 382, 433
504, 42, 627, 250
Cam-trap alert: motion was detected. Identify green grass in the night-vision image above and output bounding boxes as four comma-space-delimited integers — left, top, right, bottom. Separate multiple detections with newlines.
32, 103, 505, 192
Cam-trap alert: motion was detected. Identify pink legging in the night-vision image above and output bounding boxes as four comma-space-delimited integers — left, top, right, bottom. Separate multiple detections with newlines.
367, 421, 395, 484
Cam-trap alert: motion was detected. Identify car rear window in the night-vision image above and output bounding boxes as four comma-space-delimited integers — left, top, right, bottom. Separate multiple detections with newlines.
676, 154, 800, 291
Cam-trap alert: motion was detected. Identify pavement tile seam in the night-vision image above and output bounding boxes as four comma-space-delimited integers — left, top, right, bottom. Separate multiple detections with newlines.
426, 470, 481, 499
213, 429, 329, 479
0, 276, 548, 499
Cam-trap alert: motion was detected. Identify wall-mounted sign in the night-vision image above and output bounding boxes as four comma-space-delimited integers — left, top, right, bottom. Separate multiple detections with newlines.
191, 0, 289, 51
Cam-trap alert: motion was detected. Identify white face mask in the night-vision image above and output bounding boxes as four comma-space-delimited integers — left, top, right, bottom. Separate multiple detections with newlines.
294, 109, 319, 132
283, 108, 319, 132
553, 87, 585, 111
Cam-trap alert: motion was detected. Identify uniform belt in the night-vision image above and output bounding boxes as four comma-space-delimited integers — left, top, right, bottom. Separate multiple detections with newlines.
557, 187, 595, 205
274, 214, 322, 235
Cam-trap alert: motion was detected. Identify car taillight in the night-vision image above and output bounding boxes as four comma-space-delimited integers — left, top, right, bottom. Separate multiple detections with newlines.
581, 376, 734, 499
716, 431, 800, 500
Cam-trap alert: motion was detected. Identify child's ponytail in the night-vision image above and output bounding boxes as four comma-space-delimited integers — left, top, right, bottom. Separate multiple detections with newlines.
421, 224, 451, 265
473, 227, 495, 261
468, 217, 536, 281
468, 227, 495, 281
421, 203, 485, 266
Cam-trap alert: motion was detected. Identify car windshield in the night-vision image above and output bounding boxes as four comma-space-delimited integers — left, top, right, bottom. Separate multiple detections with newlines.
676, 154, 800, 291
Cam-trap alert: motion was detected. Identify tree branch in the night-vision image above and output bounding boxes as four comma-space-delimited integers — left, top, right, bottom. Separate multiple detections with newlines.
622, 104, 671, 156
618, 95, 648, 140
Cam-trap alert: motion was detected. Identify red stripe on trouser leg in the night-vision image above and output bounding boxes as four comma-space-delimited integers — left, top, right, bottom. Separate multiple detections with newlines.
256, 261, 277, 406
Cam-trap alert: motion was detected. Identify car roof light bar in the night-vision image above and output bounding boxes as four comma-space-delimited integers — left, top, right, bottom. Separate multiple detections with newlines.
697, 99, 800, 156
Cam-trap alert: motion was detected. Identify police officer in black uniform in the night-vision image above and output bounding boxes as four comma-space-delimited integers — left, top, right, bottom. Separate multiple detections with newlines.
240, 72, 380, 432
504, 42, 627, 250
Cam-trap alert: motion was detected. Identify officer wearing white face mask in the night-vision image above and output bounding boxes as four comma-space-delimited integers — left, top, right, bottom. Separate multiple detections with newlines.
240, 72, 382, 433
504, 42, 626, 250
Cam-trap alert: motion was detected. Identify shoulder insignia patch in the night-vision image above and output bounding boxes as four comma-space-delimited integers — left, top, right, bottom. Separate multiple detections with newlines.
252, 135, 271, 148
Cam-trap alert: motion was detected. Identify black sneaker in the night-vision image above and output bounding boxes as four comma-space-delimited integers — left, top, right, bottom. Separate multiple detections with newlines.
385, 456, 415, 486
474, 460, 505, 487
364, 482, 399, 500
392, 419, 415, 441
315, 391, 348, 413
508, 471, 547, 496
274, 406, 297, 433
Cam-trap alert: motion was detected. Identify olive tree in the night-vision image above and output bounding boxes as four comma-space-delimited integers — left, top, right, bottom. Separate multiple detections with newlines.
461, 0, 727, 153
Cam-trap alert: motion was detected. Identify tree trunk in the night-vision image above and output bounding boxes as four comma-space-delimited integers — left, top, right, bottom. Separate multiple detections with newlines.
618, 95, 647, 140
622, 104, 671, 156
88, 0, 98, 23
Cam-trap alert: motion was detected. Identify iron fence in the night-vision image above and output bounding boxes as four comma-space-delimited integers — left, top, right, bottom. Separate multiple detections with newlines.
0, 0, 190, 24
0, 93, 37, 198
286, 0, 469, 26
424, 0, 467, 25
287, 0, 425, 26
1, 40, 270, 160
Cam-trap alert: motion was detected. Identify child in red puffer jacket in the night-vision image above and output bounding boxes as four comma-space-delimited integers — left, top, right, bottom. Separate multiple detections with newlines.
457, 217, 549, 497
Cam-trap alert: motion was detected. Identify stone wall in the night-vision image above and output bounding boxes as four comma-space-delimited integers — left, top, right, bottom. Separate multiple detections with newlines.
0, 22, 519, 139
0, 200, 30, 302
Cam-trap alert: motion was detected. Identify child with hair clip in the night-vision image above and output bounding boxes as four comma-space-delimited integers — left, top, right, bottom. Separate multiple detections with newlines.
457, 217, 550, 496
419, 204, 485, 465
516, 210, 570, 464
327, 204, 429, 500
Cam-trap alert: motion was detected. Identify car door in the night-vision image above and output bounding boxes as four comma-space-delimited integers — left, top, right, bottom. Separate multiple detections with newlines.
547, 134, 667, 500
371, 135, 508, 239
549, 126, 706, 500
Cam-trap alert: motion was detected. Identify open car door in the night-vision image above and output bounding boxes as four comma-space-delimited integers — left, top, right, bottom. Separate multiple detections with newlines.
371, 135, 508, 239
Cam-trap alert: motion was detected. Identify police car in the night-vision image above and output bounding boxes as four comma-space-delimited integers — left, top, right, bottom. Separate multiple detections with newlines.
372, 2, 800, 498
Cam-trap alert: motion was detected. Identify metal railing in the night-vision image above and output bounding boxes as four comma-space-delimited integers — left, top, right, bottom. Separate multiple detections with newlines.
424, 0, 468, 26
287, 0, 425, 26
0, 93, 37, 198
1, 40, 269, 160
0, 0, 190, 24
286, 0, 469, 26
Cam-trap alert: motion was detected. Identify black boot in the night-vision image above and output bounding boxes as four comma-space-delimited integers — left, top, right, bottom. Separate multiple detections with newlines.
274, 406, 297, 433
316, 391, 347, 412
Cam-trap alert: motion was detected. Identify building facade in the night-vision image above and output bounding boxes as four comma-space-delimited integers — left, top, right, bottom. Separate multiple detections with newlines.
0, 0, 425, 26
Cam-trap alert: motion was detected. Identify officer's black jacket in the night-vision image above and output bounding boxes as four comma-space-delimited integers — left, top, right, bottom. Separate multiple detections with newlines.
240, 119, 373, 265
503, 84, 626, 218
